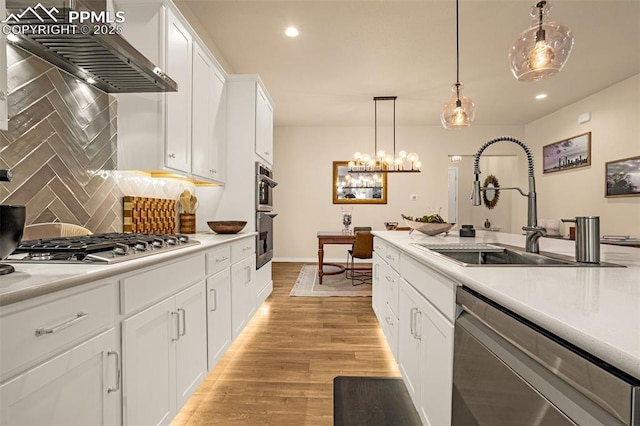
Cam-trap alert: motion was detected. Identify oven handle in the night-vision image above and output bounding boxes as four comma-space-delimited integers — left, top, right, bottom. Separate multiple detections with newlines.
258, 174, 278, 188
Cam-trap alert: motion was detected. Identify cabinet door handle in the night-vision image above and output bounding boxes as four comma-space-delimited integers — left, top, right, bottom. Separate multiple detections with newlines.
168, 153, 176, 159
178, 308, 186, 337
385, 316, 393, 326
215, 256, 228, 262
244, 266, 251, 284
385, 254, 395, 261
210, 288, 217, 311
385, 275, 394, 283
409, 307, 416, 337
171, 311, 180, 341
107, 350, 121, 394
243, 246, 252, 251
413, 310, 422, 341
35, 312, 89, 337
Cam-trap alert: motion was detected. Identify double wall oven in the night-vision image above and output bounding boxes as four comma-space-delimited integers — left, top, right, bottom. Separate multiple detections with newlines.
256, 162, 278, 269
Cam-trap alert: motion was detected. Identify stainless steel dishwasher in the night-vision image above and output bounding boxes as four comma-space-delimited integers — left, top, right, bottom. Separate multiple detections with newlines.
452, 286, 639, 425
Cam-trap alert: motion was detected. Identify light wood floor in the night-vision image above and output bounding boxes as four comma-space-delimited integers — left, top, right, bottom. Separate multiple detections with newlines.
171, 262, 400, 425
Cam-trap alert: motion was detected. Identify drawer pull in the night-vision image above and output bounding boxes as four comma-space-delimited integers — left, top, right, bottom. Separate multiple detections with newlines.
385, 316, 393, 326
242, 246, 252, 251
107, 350, 121, 393
385, 254, 395, 261
385, 275, 395, 283
215, 256, 229, 262
35, 312, 89, 337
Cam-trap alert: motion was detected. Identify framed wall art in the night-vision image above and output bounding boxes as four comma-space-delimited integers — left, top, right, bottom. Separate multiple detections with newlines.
543, 132, 591, 174
605, 155, 640, 198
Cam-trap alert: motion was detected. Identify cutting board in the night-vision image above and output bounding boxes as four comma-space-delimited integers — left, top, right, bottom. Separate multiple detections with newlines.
123, 196, 176, 234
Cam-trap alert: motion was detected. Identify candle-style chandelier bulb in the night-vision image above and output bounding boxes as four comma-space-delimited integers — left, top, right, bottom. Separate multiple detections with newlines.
510, 1, 574, 82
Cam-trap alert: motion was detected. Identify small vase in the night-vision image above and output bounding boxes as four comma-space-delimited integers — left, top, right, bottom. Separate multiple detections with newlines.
341, 207, 353, 234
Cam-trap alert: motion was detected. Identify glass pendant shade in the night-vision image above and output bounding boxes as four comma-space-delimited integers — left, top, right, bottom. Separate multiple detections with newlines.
509, 1, 574, 82
440, 83, 476, 129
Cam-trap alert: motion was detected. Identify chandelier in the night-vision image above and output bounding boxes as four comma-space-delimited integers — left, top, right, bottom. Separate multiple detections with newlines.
349, 96, 421, 174
440, 0, 475, 129
509, 1, 574, 82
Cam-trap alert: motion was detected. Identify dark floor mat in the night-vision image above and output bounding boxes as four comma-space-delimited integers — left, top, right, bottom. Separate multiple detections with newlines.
333, 376, 422, 426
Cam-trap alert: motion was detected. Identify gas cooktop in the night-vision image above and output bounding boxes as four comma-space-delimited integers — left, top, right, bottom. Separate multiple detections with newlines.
5, 233, 200, 264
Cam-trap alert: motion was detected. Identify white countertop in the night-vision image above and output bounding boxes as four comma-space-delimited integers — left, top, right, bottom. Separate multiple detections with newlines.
0, 232, 257, 307
373, 230, 640, 381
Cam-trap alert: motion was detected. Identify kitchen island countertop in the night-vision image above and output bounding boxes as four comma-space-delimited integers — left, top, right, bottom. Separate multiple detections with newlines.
372, 230, 640, 381
0, 232, 257, 307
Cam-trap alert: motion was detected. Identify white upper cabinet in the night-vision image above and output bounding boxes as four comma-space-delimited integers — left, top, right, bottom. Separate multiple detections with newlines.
116, 2, 226, 183
165, 9, 192, 174
192, 42, 226, 182
255, 85, 273, 165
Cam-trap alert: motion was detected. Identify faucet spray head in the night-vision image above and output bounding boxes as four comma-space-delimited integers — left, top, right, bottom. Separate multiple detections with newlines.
472, 176, 482, 206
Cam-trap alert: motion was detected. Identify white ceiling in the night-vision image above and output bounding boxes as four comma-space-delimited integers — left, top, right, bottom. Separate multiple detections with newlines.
175, 0, 640, 127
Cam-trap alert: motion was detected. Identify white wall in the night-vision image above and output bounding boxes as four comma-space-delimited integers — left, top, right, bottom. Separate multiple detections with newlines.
272, 125, 524, 261
525, 74, 640, 237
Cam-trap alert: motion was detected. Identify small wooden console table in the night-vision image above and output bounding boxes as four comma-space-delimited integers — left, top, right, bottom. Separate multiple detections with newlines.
317, 231, 355, 284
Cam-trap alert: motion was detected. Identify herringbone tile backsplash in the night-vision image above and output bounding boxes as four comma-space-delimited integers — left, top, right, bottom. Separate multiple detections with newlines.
0, 45, 195, 233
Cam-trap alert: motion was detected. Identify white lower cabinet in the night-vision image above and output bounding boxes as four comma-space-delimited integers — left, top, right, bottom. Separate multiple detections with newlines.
399, 279, 423, 405
399, 278, 454, 425
373, 236, 457, 426
122, 281, 206, 426
206, 268, 232, 370
0, 329, 119, 425
231, 255, 256, 339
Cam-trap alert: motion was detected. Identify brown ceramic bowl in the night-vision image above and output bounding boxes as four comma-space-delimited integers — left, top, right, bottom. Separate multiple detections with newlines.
384, 221, 399, 230
207, 221, 247, 234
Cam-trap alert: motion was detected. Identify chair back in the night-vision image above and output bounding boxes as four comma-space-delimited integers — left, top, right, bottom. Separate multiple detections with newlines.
352, 231, 374, 259
353, 226, 372, 233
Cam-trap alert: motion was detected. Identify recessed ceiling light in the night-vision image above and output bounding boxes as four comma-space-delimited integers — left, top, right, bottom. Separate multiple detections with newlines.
285, 27, 299, 38
535, 93, 548, 100
86, 77, 96, 84
7, 34, 20, 42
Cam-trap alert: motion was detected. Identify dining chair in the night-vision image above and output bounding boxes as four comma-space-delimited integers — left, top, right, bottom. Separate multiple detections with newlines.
346, 230, 374, 286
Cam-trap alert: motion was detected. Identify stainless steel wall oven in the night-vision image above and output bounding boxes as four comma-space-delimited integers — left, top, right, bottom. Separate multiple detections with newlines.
255, 162, 278, 269
256, 212, 277, 269
256, 162, 277, 212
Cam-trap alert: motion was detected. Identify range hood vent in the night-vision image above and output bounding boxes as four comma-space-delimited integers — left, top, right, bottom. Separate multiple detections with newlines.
5, 0, 177, 93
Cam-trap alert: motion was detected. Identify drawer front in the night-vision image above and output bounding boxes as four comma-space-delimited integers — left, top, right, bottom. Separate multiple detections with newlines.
384, 244, 401, 272
231, 237, 255, 263
0, 282, 116, 380
400, 254, 456, 322
373, 237, 387, 258
121, 253, 205, 315
382, 265, 400, 318
205, 244, 231, 276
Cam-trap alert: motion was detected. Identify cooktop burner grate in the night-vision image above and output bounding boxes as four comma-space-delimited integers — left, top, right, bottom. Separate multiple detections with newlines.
9, 233, 197, 264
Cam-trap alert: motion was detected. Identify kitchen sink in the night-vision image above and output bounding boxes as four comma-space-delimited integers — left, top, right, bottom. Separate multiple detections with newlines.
411, 243, 624, 267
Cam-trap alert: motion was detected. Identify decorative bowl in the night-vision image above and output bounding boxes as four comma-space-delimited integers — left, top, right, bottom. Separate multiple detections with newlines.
207, 221, 247, 234
384, 221, 399, 230
402, 217, 454, 236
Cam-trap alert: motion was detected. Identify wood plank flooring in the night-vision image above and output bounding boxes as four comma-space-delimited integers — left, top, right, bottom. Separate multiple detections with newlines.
171, 262, 400, 425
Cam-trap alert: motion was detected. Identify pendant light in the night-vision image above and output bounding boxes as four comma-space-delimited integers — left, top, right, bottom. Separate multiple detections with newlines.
440, 0, 476, 129
350, 96, 421, 173
509, 1, 574, 82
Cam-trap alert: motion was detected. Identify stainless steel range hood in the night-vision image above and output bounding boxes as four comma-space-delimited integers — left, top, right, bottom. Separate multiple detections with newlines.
5, 0, 177, 93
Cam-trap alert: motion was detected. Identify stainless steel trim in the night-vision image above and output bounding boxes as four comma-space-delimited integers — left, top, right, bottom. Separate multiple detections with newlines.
5, 0, 177, 93
35, 312, 89, 336
457, 287, 638, 425
107, 350, 121, 393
